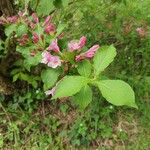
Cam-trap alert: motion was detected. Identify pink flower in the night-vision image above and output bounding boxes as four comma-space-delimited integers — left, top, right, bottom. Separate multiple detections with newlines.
7, 16, 18, 23
41, 51, 51, 64
18, 11, 24, 17
32, 32, 39, 43
75, 45, 100, 61
79, 36, 87, 48
0, 15, 18, 25
32, 13, 39, 23
47, 56, 61, 68
68, 41, 80, 52
84, 45, 100, 58
47, 39, 60, 53
45, 87, 56, 96
17, 34, 29, 46
29, 22, 36, 29
44, 23, 55, 34
68, 36, 87, 51
57, 32, 64, 39
43, 16, 51, 26
30, 50, 37, 56
41, 51, 61, 68
75, 55, 84, 61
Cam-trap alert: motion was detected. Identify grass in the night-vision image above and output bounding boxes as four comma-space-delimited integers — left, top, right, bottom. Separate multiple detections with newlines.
0, 86, 150, 150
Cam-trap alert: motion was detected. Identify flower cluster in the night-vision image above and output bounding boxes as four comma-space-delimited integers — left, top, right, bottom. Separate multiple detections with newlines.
0, 15, 18, 24
1, 12, 100, 69
41, 36, 100, 68
1, 12, 100, 98
41, 51, 61, 68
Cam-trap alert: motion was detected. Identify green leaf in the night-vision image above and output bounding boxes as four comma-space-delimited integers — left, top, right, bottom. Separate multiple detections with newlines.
11, 68, 22, 75
41, 68, 60, 90
16, 46, 33, 57
97, 80, 137, 108
0, 40, 4, 50
53, 0, 69, 8
93, 45, 116, 75
12, 73, 20, 82
73, 85, 92, 109
20, 73, 38, 88
77, 60, 92, 77
62, 0, 69, 7
5, 24, 17, 36
37, 0, 54, 16
56, 23, 67, 36
24, 52, 42, 71
16, 24, 28, 37
53, 0, 62, 8
63, 52, 75, 64
73, 10, 83, 21
53, 76, 89, 99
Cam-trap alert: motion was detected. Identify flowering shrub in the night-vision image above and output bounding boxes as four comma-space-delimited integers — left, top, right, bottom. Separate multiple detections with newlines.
0, 12, 137, 109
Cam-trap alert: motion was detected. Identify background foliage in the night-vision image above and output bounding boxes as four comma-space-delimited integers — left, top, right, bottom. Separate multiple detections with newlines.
0, 0, 150, 149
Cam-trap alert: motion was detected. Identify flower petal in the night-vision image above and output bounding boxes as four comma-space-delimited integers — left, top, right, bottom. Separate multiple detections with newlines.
48, 39, 60, 53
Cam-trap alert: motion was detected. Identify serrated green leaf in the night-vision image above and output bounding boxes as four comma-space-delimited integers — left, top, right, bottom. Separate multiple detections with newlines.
56, 23, 67, 36
13, 73, 20, 82
20, 73, 38, 88
37, 0, 54, 16
73, 10, 83, 21
53, 0, 69, 8
97, 80, 137, 108
77, 60, 92, 77
24, 52, 42, 71
62, 0, 69, 7
5, 24, 17, 36
11, 68, 22, 75
63, 52, 75, 64
16, 24, 28, 37
16, 46, 32, 57
41, 68, 60, 90
73, 85, 92, 109
93, 45, 116, 75
53, 76, 89, 99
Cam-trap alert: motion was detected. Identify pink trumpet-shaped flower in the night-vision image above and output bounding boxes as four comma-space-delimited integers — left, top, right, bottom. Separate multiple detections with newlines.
0, 16, 18, 25
43, 16, 52, 26
41, 51, 61, 68
84, 45, 100, 58
68, 36, 87, 51
75, 45, 100, 61
79, 36, 87, 48
48, 39, 60, 53
7, 16, 18, 23
44, 23, 55, 34
75, 55, 84, 61
68, 41, 80, 52
57, 32, 64, 39
30, 50, 37, 57
32, 32, 39, 43
29, 22, 36, 29
17, 34, 29, 46
45, 87, 56, 96
32, 13, 39, 23
47, 55, 61, 68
